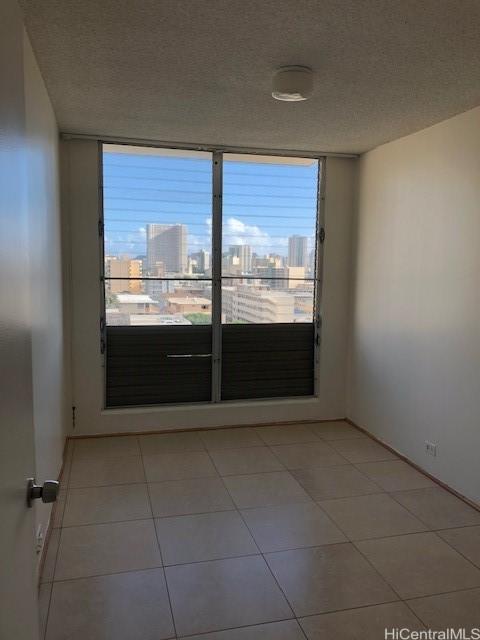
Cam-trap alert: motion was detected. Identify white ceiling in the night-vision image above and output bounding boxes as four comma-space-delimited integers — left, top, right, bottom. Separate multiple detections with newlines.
21, 0, 480, 153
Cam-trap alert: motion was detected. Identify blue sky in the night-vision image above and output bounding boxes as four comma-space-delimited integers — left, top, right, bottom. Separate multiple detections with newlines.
103, 150, 318, 259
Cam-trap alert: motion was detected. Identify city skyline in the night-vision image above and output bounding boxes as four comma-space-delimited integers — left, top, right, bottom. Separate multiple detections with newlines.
103, 149, 318, 260
104, 217, 315, 261
103, 147, 318, 326
105, 229, 311, 270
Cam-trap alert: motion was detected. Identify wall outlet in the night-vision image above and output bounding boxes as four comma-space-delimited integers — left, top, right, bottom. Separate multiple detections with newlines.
425, 441, 437, 457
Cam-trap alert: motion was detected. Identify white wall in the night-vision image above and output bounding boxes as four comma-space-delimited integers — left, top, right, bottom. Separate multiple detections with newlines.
24, 34, 68, 559
348, 106, 480, 505
0, 3, 65, 635
0, 5, 40, 638
65, 141, 356, 435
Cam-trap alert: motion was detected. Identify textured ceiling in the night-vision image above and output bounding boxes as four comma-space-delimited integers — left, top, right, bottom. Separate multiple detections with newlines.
20, 0, 480, 153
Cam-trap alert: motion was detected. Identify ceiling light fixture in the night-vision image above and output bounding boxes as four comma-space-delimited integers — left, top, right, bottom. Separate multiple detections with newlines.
272, 66, 313, 102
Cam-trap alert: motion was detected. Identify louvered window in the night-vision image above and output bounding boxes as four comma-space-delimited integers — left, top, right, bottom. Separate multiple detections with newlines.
101, 144, 323, 407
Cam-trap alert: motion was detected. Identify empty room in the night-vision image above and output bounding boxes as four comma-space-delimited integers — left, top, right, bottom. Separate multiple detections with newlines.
1, 1, 480, 639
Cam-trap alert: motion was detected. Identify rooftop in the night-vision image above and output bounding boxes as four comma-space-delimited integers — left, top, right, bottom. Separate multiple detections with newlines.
116, 294, 156, 304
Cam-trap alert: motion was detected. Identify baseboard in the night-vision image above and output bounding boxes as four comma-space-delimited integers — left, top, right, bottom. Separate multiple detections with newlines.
68, 417, 346, 439
37, 437, 70, 586
345, 417, 480, 513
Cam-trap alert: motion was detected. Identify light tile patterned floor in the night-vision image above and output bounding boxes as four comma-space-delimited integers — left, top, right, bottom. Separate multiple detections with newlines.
39, 421, 480, 639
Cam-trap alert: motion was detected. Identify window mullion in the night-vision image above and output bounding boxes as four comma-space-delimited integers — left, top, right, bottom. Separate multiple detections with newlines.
211, 152, 223, 402
314, 158, 326, 394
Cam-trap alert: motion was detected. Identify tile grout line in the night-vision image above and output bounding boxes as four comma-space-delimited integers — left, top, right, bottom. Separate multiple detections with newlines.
401, 597, 431, 630
293, 600, 427, 625
263, 442, 384, 504
175, 616, 303, 639
52, 535, 445, 579
266, 437, 353, 469
46, 518, 480, 590
385, 488, 480, 569
345, 418, 480, 515
60, 514, 161, 529
59, 510, 237, 530
385, 489, 440, 531
45, 561, 480, 616
351, 535, 480, 606
349, 538, 406, 603
310, 445, 436, 603
348, 461, 389, 492
430, 529, 480, 572
433, 522, 480, 534
201, 447, 309, 639
350, 459, 435, 489
315, 493, 430, 542
404, 584, 480, 604
39, 583, 53, 640
49, 431, 480, 637
139, 439, 179, 640
402, 583, 480, 629
41, 439, 75, 639
209, 443, 287, 476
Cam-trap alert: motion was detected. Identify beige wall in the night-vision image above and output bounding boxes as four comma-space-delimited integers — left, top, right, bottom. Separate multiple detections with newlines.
24, 34, 69, 562
65, 142, 356, 434
348, 106, 480, 504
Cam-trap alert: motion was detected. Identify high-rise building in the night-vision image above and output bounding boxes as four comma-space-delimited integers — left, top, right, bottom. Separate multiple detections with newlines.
145, 261, 166, 300
198, 249, 210, 273
190, 249, 210, 274
146, 223, 187, 274
285, 265, 306, 288
222, 253, 241, 275
228, 244, 252, 273
105, 256, 143, 293
288, 235, 308, 267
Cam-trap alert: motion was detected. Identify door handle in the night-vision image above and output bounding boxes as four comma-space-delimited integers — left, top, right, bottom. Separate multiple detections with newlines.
167, 354, 212, 358
26, 478, 60, 508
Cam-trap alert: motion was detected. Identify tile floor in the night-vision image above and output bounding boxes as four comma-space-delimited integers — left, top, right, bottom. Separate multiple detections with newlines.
39, 421, 480, 639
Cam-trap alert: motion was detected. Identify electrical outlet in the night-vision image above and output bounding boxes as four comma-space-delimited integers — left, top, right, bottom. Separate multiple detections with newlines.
425, 441, 437, 457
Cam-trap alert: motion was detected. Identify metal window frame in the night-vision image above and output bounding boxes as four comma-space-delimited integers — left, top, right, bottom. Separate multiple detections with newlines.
211, 151, 223, 402
99, 141, 326, 408
98, 141, 107, 410
313, 158, 326, 395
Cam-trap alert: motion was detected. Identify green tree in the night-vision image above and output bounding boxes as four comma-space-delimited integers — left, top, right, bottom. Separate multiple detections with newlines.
184, 313, 211, 325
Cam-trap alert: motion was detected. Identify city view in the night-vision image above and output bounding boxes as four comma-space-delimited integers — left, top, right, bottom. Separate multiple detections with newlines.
103, 147, 319, 326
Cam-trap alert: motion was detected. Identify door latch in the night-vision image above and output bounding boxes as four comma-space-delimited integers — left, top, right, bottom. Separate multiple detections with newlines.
26, 478, 60, 508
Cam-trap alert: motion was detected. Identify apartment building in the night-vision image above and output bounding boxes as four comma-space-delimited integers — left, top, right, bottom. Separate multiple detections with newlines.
104, 256, 143, 293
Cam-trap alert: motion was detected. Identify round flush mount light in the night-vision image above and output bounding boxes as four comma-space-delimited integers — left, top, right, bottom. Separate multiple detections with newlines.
272, 66, 313, 102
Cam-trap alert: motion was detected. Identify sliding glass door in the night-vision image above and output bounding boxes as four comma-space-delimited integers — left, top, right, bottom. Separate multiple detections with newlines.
101, 144, 323, 407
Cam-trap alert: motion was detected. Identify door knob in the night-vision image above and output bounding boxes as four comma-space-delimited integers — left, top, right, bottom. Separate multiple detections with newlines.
26, 478, 60, 508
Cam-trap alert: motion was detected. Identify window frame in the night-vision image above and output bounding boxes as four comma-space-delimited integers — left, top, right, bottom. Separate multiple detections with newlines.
99, 141, 326, 408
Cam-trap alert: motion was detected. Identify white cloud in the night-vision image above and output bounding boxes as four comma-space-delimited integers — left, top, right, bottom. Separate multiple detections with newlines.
223, 217, 268, 245
222, 217, 287, 253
